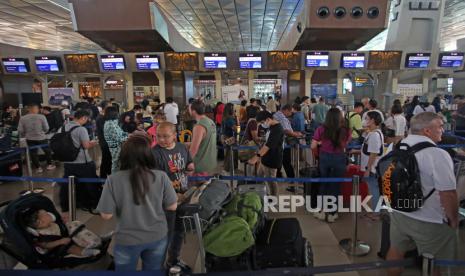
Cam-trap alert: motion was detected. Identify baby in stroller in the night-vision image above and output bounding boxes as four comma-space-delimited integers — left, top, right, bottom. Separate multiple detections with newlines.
24, 208, 103, 257
0, 193, 113, 269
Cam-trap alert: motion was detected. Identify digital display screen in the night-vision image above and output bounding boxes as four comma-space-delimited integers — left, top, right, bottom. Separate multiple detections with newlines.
239, 53, 262, 69
405, 53, 430, 68
136, 54, 160, 70
341, 53, 365, 69
100, 54, 126, 70
204, 53, 227, 69
438, 52, 464, 68
306, 51, 329, 67
35, 56, 62, 72
368, 51, 402, 70
1, 58, 30, 73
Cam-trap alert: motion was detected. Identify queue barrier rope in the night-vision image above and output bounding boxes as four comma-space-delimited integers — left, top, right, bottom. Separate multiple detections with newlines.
436, 259, 465, 267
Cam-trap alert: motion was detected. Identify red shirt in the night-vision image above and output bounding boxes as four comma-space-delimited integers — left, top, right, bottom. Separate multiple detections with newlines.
215, 104, 225, 125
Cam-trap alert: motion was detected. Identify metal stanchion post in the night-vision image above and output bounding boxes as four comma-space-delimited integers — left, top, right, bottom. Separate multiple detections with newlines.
422, 253, 435, 276
230, 145, 235, 189
339, 175, 370, 256
193, 213, 206, 273
295, 144, 300, 194
68, 176, 77, 221
25, 146, 34, 192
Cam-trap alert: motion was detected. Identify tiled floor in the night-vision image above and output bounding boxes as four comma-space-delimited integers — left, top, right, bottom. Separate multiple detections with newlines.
1, 158, 465, 275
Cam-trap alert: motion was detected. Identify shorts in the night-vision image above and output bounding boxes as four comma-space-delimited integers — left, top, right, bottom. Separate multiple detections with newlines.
390, 212, 457, 260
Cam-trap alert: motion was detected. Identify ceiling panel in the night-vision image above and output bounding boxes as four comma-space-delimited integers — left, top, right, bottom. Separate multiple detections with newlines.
0, 0, 103, 52
155, 0, 303, 51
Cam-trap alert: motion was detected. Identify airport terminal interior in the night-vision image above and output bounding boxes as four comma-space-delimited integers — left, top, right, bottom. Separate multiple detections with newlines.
1, 0, 465, 275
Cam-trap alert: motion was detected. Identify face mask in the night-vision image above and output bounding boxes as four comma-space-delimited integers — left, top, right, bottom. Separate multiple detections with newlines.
47, 212, 56, 222
261, 122, 270, 129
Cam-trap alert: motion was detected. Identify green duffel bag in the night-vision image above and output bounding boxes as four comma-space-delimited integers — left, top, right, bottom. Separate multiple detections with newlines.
203, 216, 255, 257
224, 192, 263, 231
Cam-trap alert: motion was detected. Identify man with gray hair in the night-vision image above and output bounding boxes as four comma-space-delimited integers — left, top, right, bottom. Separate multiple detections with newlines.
387, 112, 458, 276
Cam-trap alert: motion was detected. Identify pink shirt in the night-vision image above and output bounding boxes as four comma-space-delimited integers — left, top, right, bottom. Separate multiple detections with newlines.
313, 126, 351, 154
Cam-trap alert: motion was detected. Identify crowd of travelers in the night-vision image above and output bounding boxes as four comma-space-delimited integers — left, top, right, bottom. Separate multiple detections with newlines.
0, 92, 462, 275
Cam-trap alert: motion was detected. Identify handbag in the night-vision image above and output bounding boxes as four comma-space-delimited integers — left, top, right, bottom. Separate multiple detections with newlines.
238, 119, 257, 161
383, 116, 396, 138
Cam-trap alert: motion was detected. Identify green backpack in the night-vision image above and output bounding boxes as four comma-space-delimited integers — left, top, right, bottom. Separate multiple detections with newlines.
203, 216, 255, 257
224, 192, 263, 230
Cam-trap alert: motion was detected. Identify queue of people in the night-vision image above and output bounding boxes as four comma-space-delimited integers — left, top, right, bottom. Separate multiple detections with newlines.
1, 92, 460, 275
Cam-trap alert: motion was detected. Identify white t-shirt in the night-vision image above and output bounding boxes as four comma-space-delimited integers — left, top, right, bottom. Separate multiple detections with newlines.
413, 105, 436, 115
164, 103, 179, 125
362, 109, 385, 128
361, 129, 384, 173
390, 135, 456, 224
384, 114, 407, 136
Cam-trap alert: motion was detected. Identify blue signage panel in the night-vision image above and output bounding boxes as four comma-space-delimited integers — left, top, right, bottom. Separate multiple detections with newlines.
311, 84, 337, 99
341, 53, 365, 69
136, 55, 160, 70
306, 51, 329, 67
438, 52, 464, 68
204, 53, 227, 69
239, 53, 262, 69
2, 58, 30, 73
405, 53, 430, 68
101, 54, 126, 70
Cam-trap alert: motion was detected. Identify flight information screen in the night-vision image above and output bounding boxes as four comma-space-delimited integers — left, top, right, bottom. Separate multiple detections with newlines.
438, 52, 464, 68
405, 53, 430, 68
2, 58, 30, 73
136, 55, 160, 70
306, 52, 329, 67
204, 53, 227, 69
239, 53, 262, 69
341, 53, 365, 69
35, 56, 62, 72
101, 54, 126, 70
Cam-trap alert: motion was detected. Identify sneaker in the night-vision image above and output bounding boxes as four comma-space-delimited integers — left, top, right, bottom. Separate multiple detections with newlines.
35, 168, 43, 174
327, 213, 339, 223
46, 164, 56, 171
313, 211, 325, 220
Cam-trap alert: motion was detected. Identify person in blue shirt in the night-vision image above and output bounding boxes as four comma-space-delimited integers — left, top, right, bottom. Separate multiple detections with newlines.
291, 103, 306, 132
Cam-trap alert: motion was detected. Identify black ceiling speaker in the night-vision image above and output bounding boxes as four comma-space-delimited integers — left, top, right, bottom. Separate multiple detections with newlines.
317, 7, 330, 18
367, 7, 380, 18
334, 7, 346, 18
351, 7, 363, 18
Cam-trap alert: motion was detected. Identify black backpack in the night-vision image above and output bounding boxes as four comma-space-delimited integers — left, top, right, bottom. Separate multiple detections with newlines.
50, 125, 81, 162
49, 109, 64, 132
377, 142, 436, 212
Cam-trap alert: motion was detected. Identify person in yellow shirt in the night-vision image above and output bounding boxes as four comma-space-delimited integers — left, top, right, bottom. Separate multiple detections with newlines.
347, 102, 364, 147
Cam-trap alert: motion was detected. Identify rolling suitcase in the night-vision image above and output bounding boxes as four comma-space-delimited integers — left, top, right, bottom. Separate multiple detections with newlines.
237, 184, 267, 199
342, 164, 369, 205
253, 218, 313, 269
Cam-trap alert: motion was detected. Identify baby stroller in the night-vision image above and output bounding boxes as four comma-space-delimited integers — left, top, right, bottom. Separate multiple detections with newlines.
0, 193, 112, 269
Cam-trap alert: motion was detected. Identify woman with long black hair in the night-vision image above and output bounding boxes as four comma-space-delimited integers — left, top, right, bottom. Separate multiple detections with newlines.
311, 108, 351, 222
97, 135, 177, 271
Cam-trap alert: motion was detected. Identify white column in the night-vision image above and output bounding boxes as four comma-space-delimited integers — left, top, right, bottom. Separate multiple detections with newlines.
248, 70, 254, 99
40, 75, 48, 105
154, 71, 166, 102
125, 73, 134, 110
337, 70, 344, 95
214, 70, 222, 101
305, 69, 314, 97
72, 79, 79, 102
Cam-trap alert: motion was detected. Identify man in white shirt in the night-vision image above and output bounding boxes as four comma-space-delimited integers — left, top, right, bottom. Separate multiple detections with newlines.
164, 97, 179, 126
387, 112, 458, 276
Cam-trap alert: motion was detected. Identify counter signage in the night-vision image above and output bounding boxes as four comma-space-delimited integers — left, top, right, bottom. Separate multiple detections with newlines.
306, 51, 329, 67
204, 53, 227, 69
136, 55, 160, 70
405, 53, 431, 68
239, 53, 262, 69
341, 53, 365, 69
35, 56, 62, 72
438, 52, 464, 68
2, 58, 30, 73
101, 54, 126, 70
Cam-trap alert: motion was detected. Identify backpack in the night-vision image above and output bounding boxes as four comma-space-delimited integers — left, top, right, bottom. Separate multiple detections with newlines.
50, 125, 81, 162
203, 215, 255, 257
377, 142, 436, 212
49, 109, 64, 132
224, 192, 263, 231
362, 130, 384, 156
188, 179, 232, 221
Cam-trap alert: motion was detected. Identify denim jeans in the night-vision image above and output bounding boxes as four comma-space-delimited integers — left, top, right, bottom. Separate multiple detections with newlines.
367, 173, 380, 212
114, 237, 168, 271
319, 152, 347, 214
